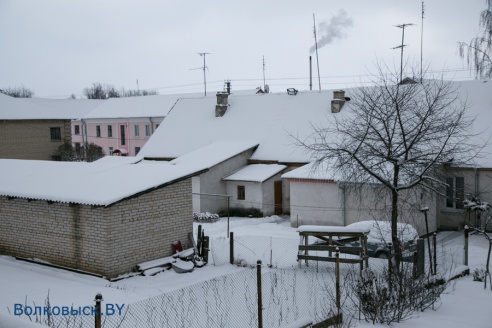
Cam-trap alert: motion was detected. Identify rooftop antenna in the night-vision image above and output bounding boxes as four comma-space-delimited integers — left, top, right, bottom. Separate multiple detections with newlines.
420, 2, 425, 83
313, 14, 321, 91
190, 53, 210, 96
262, 55, 266, 91
392, 23, 415, 83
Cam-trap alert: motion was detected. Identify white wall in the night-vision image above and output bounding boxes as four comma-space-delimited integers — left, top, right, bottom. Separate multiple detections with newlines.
226, 181, 263, 213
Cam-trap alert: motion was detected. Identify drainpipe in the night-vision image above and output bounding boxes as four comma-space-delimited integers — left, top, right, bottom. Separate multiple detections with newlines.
475, 166, 479, 224
82, 119, 88, 161
149, 117, 154, 134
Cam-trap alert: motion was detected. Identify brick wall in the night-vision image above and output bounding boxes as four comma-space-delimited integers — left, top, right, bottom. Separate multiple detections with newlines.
0, 120, 71, 160
0, 179, 193, 277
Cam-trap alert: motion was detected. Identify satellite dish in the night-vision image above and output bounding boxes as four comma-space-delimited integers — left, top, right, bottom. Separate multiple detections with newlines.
264, 84, 270, 93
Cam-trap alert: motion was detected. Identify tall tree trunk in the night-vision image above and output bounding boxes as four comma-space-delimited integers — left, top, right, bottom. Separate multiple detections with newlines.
392, 167, 402, 271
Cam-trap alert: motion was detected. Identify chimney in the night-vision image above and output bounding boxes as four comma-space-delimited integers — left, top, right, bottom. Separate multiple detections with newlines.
226, 81, 231, 94
215, 92, 229, 117
331, 90, 346, 113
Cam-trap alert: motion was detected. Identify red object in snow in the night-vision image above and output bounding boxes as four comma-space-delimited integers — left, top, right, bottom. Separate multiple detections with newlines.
172, 240, 183, 253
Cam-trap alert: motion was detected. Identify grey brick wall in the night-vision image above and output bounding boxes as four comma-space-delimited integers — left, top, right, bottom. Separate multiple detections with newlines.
0, 120, 71, 160
0, 179, 193, 277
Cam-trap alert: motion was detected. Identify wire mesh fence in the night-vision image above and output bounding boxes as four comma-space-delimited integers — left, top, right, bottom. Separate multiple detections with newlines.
14, 229, 492, 328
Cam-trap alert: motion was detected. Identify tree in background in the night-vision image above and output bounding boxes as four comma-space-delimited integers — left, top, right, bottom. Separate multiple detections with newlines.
459, 0, 492, 78
0, 85, 35, 98
52, 142, 104, 162
83, 83, 158, 99
296, 64, 477, 268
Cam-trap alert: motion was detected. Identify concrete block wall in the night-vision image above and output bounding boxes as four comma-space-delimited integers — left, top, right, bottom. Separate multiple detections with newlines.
0, 178, 193, 277
0, 120, 71, 160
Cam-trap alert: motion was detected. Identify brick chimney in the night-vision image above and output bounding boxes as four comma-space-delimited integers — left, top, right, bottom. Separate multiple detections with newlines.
215, 92, 229, 117
331, 90, 346, 113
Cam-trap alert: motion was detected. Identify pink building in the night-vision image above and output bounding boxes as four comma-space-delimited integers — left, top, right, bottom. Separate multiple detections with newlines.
72, 94, 191, 157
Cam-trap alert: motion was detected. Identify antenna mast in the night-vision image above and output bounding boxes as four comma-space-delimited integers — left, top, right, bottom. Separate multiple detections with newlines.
313, 14, 321, 91
197, 53, 210, 96
262, 55, 266, 90
392, 23, 414, 83
420, 2, 425, 83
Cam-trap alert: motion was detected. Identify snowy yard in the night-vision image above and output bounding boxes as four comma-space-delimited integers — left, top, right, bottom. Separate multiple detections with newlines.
1, 216, 492, 327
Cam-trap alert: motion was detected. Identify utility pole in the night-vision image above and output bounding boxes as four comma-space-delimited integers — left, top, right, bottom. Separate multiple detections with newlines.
392, 23, 414, 83
262, 56, 266, 91
193, 53, 210, 96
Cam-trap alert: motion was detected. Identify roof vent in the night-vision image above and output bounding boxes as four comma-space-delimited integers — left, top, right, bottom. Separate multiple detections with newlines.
287, 88, 298, 96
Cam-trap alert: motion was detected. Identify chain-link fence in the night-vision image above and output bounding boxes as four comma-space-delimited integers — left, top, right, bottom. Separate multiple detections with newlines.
13, 229, 492, 328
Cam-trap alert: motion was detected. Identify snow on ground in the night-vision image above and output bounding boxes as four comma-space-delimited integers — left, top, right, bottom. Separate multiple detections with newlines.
1, 216, 492, 327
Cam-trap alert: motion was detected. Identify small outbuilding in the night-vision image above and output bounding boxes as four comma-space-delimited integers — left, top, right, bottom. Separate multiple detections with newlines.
0, 157, 204, 278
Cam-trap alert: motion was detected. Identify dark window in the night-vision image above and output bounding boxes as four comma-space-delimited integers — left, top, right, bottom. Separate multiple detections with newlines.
108, 125, 112, 138
74, 125, 80, 135
50, 127, 61, 141
96, 125, 101, 137
120, 125, 126, 146
446, 177, 465, 209
135, 147, 141, 155
237, 185, 245, 200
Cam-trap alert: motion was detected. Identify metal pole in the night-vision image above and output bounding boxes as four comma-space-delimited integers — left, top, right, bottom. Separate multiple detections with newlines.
464, 225, 469, 266
424, 211, 433, 275
388, 243, 392, 293
227, 196, 230, 237
313, 14, 321, 91
309, 56, 312, 91
257, 260, 263, 328
203, 54, 207, 96
433, 232, 437, 275
335, 248, 341, 313
230, 232, 234, 264
95, 293, 102, 328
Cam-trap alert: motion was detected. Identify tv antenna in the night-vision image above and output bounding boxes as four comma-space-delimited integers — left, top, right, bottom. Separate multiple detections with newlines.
420, 2, 425, 83
313, 13, 321, 91
392, 23, 414, 83
190, 53, 210, 96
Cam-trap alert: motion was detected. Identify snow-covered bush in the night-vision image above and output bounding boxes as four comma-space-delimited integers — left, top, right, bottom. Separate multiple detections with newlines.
473, 267, 486, 282
193, 212, 220, 223
349, 264, 447, 324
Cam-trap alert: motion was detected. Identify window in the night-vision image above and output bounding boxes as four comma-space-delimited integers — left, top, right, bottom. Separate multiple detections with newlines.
74, 125, 80, 135
134, 124, 140, 137
446, 177, 465, 209
237, 185, 245, 200
108, 125, 113, 138
120, 125, 126, 146
109, 147, 113, 156
135, 147, 141, 155
50, 127, 61, 141
96, 125, 101, 137
145, 124, 151, 136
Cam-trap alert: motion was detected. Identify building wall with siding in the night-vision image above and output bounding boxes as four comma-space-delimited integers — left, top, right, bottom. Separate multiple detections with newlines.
0, 120, 71, 160
0, 179, 192, 277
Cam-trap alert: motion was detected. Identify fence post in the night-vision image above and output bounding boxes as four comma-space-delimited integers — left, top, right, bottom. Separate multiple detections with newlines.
335, 248, 341, 314
388, 243, 392, 293
197, 225, 202, 257
433, 232, 437, 274
257, 260, 263, 328
230, 232, 234, 264
464, 225, 469, 266
417, 239, 425, 277
412, 251, 418, 279
203, 236, 209, 264
95, 293, 102, 328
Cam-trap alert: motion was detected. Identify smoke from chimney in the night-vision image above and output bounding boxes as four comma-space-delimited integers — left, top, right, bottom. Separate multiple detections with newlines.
310, 9, 353, 54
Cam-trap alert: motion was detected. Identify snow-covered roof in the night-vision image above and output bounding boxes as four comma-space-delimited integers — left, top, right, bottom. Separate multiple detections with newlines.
0, 159, 204, 206
282, 162, 336, 181
169, 140, 259, 170
81, 94, 194, 119
223, 164, 286, 182
139, 90, 353, 163
0, 93, 102, 120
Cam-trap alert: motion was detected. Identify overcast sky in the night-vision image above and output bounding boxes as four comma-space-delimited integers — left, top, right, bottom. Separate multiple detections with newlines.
0, 0, 486, 98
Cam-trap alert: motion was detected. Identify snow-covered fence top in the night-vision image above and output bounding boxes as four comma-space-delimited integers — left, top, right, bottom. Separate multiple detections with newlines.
296, 225, 370, 234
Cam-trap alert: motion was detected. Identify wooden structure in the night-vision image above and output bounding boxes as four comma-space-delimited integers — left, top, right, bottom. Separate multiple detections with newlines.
297, 225, 369, 271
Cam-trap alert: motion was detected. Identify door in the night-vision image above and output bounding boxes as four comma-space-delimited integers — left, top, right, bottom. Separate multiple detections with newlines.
274, 181, 283, 215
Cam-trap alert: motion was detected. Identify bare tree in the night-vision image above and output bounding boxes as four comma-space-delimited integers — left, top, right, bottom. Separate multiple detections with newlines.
83, 83, 120, 99
297, 64, 477, 267
120, 88, 158, 97
458, 0, 492, 78
0, 85, 35, 98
